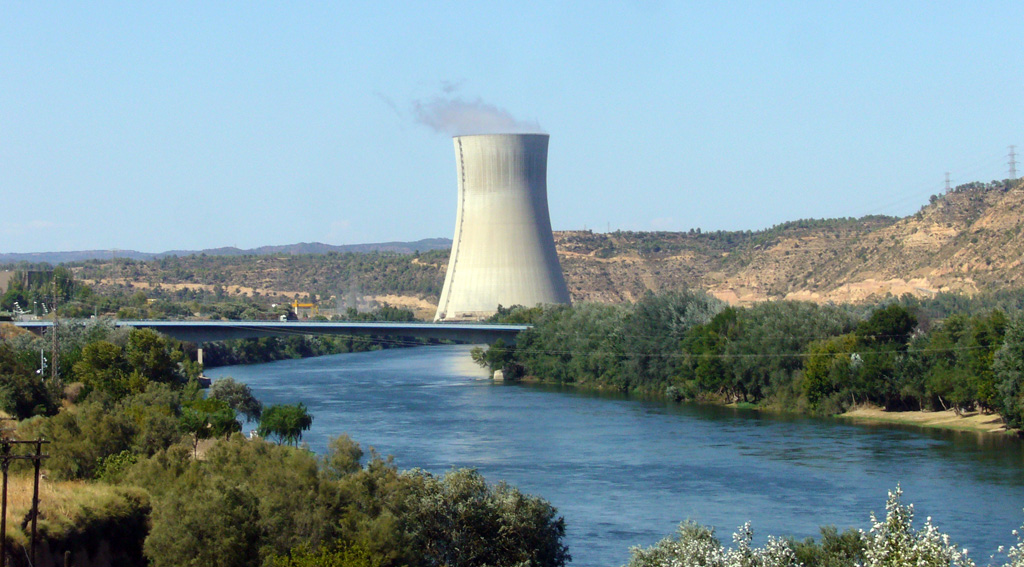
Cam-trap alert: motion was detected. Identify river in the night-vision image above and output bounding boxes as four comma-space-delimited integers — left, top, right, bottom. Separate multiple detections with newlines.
206, 345, 1024, 567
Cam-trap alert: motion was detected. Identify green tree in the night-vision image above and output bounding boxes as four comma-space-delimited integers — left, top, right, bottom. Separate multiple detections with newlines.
118, 383, 189, 456
790, 526, 865, 567
323, 434, 364, 478
802, 334, 858, 412
73, 340, 135, 399
0, 342, 58, 419
471, 338, 515, 373
259, 403, 313, 445
144, 479, 262, 567
28, 400, 136, 479
626, 291, 725, 391
726, 302, 856, 403
180, 397, 240, 456
125, 328, 185, 385
995, 314, 1024, 429
209, 376, 263, 422
684, 308, 741, 399
852, 305, 918, 409
406, 468, 570, 567
856, 304, 917, 347
964, 310, 1007, 411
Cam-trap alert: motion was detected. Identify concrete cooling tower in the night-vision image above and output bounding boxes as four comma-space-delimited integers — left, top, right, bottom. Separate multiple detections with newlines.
434, 133, 571, 322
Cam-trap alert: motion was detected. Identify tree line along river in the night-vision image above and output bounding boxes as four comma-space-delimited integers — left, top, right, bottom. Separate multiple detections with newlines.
207, 345, 1024, 567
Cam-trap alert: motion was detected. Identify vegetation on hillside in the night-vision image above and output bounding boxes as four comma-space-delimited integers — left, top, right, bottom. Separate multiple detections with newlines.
1, 250, 448, 310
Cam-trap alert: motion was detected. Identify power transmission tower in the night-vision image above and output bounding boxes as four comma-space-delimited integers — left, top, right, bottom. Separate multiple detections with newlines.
1010, 145, 1018, 180
944, 172, 951, 192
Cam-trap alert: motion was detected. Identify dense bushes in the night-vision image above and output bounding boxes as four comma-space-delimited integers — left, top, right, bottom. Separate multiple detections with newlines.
7, 323, 207, 479
0, 320, 200, 418
484, 294, 1024, 424
0, 342, 59, 418
126, 436, 569, 567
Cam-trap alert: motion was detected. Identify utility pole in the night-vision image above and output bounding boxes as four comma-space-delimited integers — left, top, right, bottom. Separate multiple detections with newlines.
0, 419, 49, 567
944, 172, 951, 192
1009, 145, 1018, 180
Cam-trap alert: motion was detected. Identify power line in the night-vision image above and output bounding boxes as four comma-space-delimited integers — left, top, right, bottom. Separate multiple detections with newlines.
505, 343, 993, 361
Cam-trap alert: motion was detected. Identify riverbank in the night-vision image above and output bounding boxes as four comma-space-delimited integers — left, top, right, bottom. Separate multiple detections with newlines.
515, 372, 1018, 437
837, 406, 1012, 435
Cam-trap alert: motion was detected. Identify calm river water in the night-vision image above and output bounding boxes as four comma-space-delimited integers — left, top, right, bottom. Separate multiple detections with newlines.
207, 345, 1024, 567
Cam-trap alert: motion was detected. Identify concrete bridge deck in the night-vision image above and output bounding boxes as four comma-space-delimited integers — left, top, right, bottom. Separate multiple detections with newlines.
14, 320, 529, 344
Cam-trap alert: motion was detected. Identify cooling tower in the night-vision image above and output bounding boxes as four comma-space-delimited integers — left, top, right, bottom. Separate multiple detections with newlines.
434, 133, 571, 322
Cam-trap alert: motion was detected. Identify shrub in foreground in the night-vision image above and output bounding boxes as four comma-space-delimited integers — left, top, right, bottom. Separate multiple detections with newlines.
626, 486, 1021, 567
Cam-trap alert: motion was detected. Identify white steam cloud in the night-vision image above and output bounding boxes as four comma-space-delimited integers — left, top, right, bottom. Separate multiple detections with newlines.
412, 94, 543, 137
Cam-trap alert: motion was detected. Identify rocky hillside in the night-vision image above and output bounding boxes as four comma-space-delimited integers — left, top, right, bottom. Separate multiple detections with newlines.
558, 179, 1024, 305
18, 179, 1023, 311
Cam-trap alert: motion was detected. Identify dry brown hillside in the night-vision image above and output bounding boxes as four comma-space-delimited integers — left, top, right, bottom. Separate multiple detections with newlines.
555, 179, 1024, 305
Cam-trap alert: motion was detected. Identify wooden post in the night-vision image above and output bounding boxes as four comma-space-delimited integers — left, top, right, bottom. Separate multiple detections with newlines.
1, 442, 9, 567
0, 424, 49, 567
31, 440, 42, 565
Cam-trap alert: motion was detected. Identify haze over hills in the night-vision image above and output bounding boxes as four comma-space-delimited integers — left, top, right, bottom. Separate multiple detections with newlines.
0, 238, 453, 265
6, 180, 1024, 312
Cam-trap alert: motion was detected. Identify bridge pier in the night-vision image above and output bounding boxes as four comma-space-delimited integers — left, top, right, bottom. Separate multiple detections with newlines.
197, 346, 203, 366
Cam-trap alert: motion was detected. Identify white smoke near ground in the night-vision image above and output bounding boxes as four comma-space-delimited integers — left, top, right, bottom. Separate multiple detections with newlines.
412, 94, 544, 136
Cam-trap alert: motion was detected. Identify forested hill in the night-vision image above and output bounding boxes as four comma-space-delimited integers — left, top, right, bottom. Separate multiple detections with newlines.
5, 179, 1024, 311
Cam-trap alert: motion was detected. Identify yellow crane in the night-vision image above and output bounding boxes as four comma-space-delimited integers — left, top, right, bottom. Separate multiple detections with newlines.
291, 300, 319, 317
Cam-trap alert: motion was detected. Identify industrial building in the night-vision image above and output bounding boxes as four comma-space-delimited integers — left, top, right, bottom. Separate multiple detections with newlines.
434, 133, 571, 322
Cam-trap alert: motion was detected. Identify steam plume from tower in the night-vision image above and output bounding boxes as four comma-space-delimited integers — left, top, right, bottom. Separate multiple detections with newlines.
434, 134, 571, 322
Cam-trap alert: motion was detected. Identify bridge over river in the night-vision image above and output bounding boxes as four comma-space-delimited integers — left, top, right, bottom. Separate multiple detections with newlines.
15, 320, 528, 346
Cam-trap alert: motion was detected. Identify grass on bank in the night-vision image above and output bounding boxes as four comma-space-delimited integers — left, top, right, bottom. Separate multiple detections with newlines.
3, 475, 148, 546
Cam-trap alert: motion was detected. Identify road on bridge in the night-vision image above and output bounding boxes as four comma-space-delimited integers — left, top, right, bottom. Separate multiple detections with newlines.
13, 320, 529, 345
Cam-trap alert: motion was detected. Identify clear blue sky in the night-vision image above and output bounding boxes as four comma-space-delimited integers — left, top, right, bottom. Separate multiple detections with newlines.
2, 2, 1022, 253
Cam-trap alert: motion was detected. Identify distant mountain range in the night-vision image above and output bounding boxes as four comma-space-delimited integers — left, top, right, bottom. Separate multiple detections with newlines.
0, 238, 453, 266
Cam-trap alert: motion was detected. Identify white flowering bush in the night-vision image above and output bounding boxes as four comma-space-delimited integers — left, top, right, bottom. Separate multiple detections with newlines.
626, 486, 1024, 567
993, 521, 1024, 567
625, 520, 800, 567
860, 485, 973, 567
